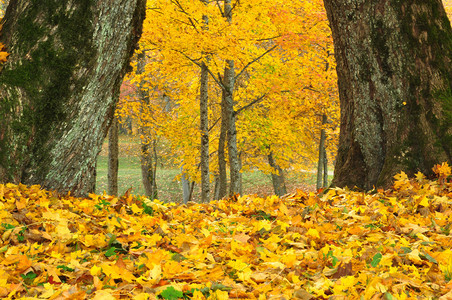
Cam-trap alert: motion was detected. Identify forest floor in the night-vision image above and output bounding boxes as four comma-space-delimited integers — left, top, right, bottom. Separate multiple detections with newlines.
96, 135, 332, 202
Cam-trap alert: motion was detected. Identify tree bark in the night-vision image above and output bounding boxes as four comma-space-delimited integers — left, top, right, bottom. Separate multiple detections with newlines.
323, 147, 328, 188
200, 61, 210, 202
0, 0, 145, 196
181, 166, 194, 204
108, 116, 119, 196
137, 51, 158, 199
323, 0, 452, 189
223, 0, 241, 196
268, 152, 287, 197
316, 114, 327, 190
215, 93, 229, 200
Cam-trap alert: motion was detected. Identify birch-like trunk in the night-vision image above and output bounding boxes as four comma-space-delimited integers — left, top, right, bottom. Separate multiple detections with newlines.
323, 0, 452, 189
0, 0, 145, 196
215, 94, 228, 199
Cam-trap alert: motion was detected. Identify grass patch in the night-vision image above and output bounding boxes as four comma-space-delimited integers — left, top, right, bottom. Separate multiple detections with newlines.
96, 135, 333, 202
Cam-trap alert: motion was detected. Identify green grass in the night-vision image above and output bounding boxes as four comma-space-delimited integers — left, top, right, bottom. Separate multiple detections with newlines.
96, 135, 333, 202
96, 155, 183, 201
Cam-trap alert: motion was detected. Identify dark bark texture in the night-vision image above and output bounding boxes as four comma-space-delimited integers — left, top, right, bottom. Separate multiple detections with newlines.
324, 0, 452, 189
0, 0, 146, 196
108, 116, 119, 196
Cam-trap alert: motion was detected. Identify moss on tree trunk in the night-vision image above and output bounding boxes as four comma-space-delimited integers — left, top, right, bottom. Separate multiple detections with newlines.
323, 0, 452, 189
0, 0, 145, 196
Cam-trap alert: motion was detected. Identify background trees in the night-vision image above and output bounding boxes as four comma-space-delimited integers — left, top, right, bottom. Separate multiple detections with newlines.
0, 0, 146, 196
324, 0, 452, 189
118, 0, 339, 200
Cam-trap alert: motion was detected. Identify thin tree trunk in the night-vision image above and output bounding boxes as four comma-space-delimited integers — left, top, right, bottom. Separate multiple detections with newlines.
181, 166, 194, 203
0, 0, 145, 196
324, 0, 452, 189
200, 61, 210, 202
216, 93, 228, 199
268, 152, 287, 197
199, 4, 210, 203
316, 114, 327, 190
137, 50, 158, 199
223, 0, 241, 195
108, 116, 119, 196
323, 147, 328, 188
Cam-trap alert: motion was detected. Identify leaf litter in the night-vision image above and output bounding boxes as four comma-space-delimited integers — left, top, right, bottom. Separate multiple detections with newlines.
0, 163, 451, 299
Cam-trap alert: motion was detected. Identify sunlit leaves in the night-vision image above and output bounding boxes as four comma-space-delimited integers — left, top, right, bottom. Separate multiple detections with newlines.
0, 168, 451, 298
119, 0, 340, 183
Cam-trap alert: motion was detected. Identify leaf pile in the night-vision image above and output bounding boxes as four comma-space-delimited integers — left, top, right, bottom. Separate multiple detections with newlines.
0, 169, 451, 299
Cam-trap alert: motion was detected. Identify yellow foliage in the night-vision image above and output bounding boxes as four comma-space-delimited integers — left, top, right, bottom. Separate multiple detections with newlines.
0, 167, 451, 298
118, 0, 339, 182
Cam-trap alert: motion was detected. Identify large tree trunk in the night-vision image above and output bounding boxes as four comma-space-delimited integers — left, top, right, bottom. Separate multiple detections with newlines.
0, 0, 145, 196
108, 116, 119, 196
323, 0, 452, 189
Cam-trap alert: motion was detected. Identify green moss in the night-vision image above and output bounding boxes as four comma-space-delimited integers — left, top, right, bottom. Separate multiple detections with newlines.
0, 0, 96, 180
369, 19, 392, 81
433, 88, 452, 155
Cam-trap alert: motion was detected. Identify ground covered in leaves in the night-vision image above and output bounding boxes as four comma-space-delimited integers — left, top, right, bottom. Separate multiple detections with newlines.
0, 168, 451, 299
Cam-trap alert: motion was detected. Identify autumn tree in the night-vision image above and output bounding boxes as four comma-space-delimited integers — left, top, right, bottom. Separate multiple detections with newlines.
323, 0, 452, 190
0, 0, 146, 196
130, 0, 339, 200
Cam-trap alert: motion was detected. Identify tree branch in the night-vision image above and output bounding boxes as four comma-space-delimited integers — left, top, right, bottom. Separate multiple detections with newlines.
234, 45, 277, 81
174, 49, 226, 90
171, 0, 200, 33
234, 93, 267, 116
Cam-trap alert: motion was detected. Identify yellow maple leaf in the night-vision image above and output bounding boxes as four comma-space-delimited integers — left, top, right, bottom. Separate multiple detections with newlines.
306, 228, 320, 239
93, 290, 116, 300
90, 265, 102, 276
418, 196, 429, 207
131, 203, 143, 214
407, 249, 422, 264
0, 51, 8, 62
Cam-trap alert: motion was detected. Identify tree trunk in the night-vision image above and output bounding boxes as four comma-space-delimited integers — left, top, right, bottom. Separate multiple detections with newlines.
0, 0, 145, 196
268, 152, 287, 197
216, 93, 229, 200
200, 61, 210, 202
223, 0, 241, 196
224, 61, 241, 195
137, 51, 158, 199
108, 116, 119, 196
316, 114, 327, 190
323, 147, 328, 188
323, 0, 452, 189
181, 166, 194, 204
